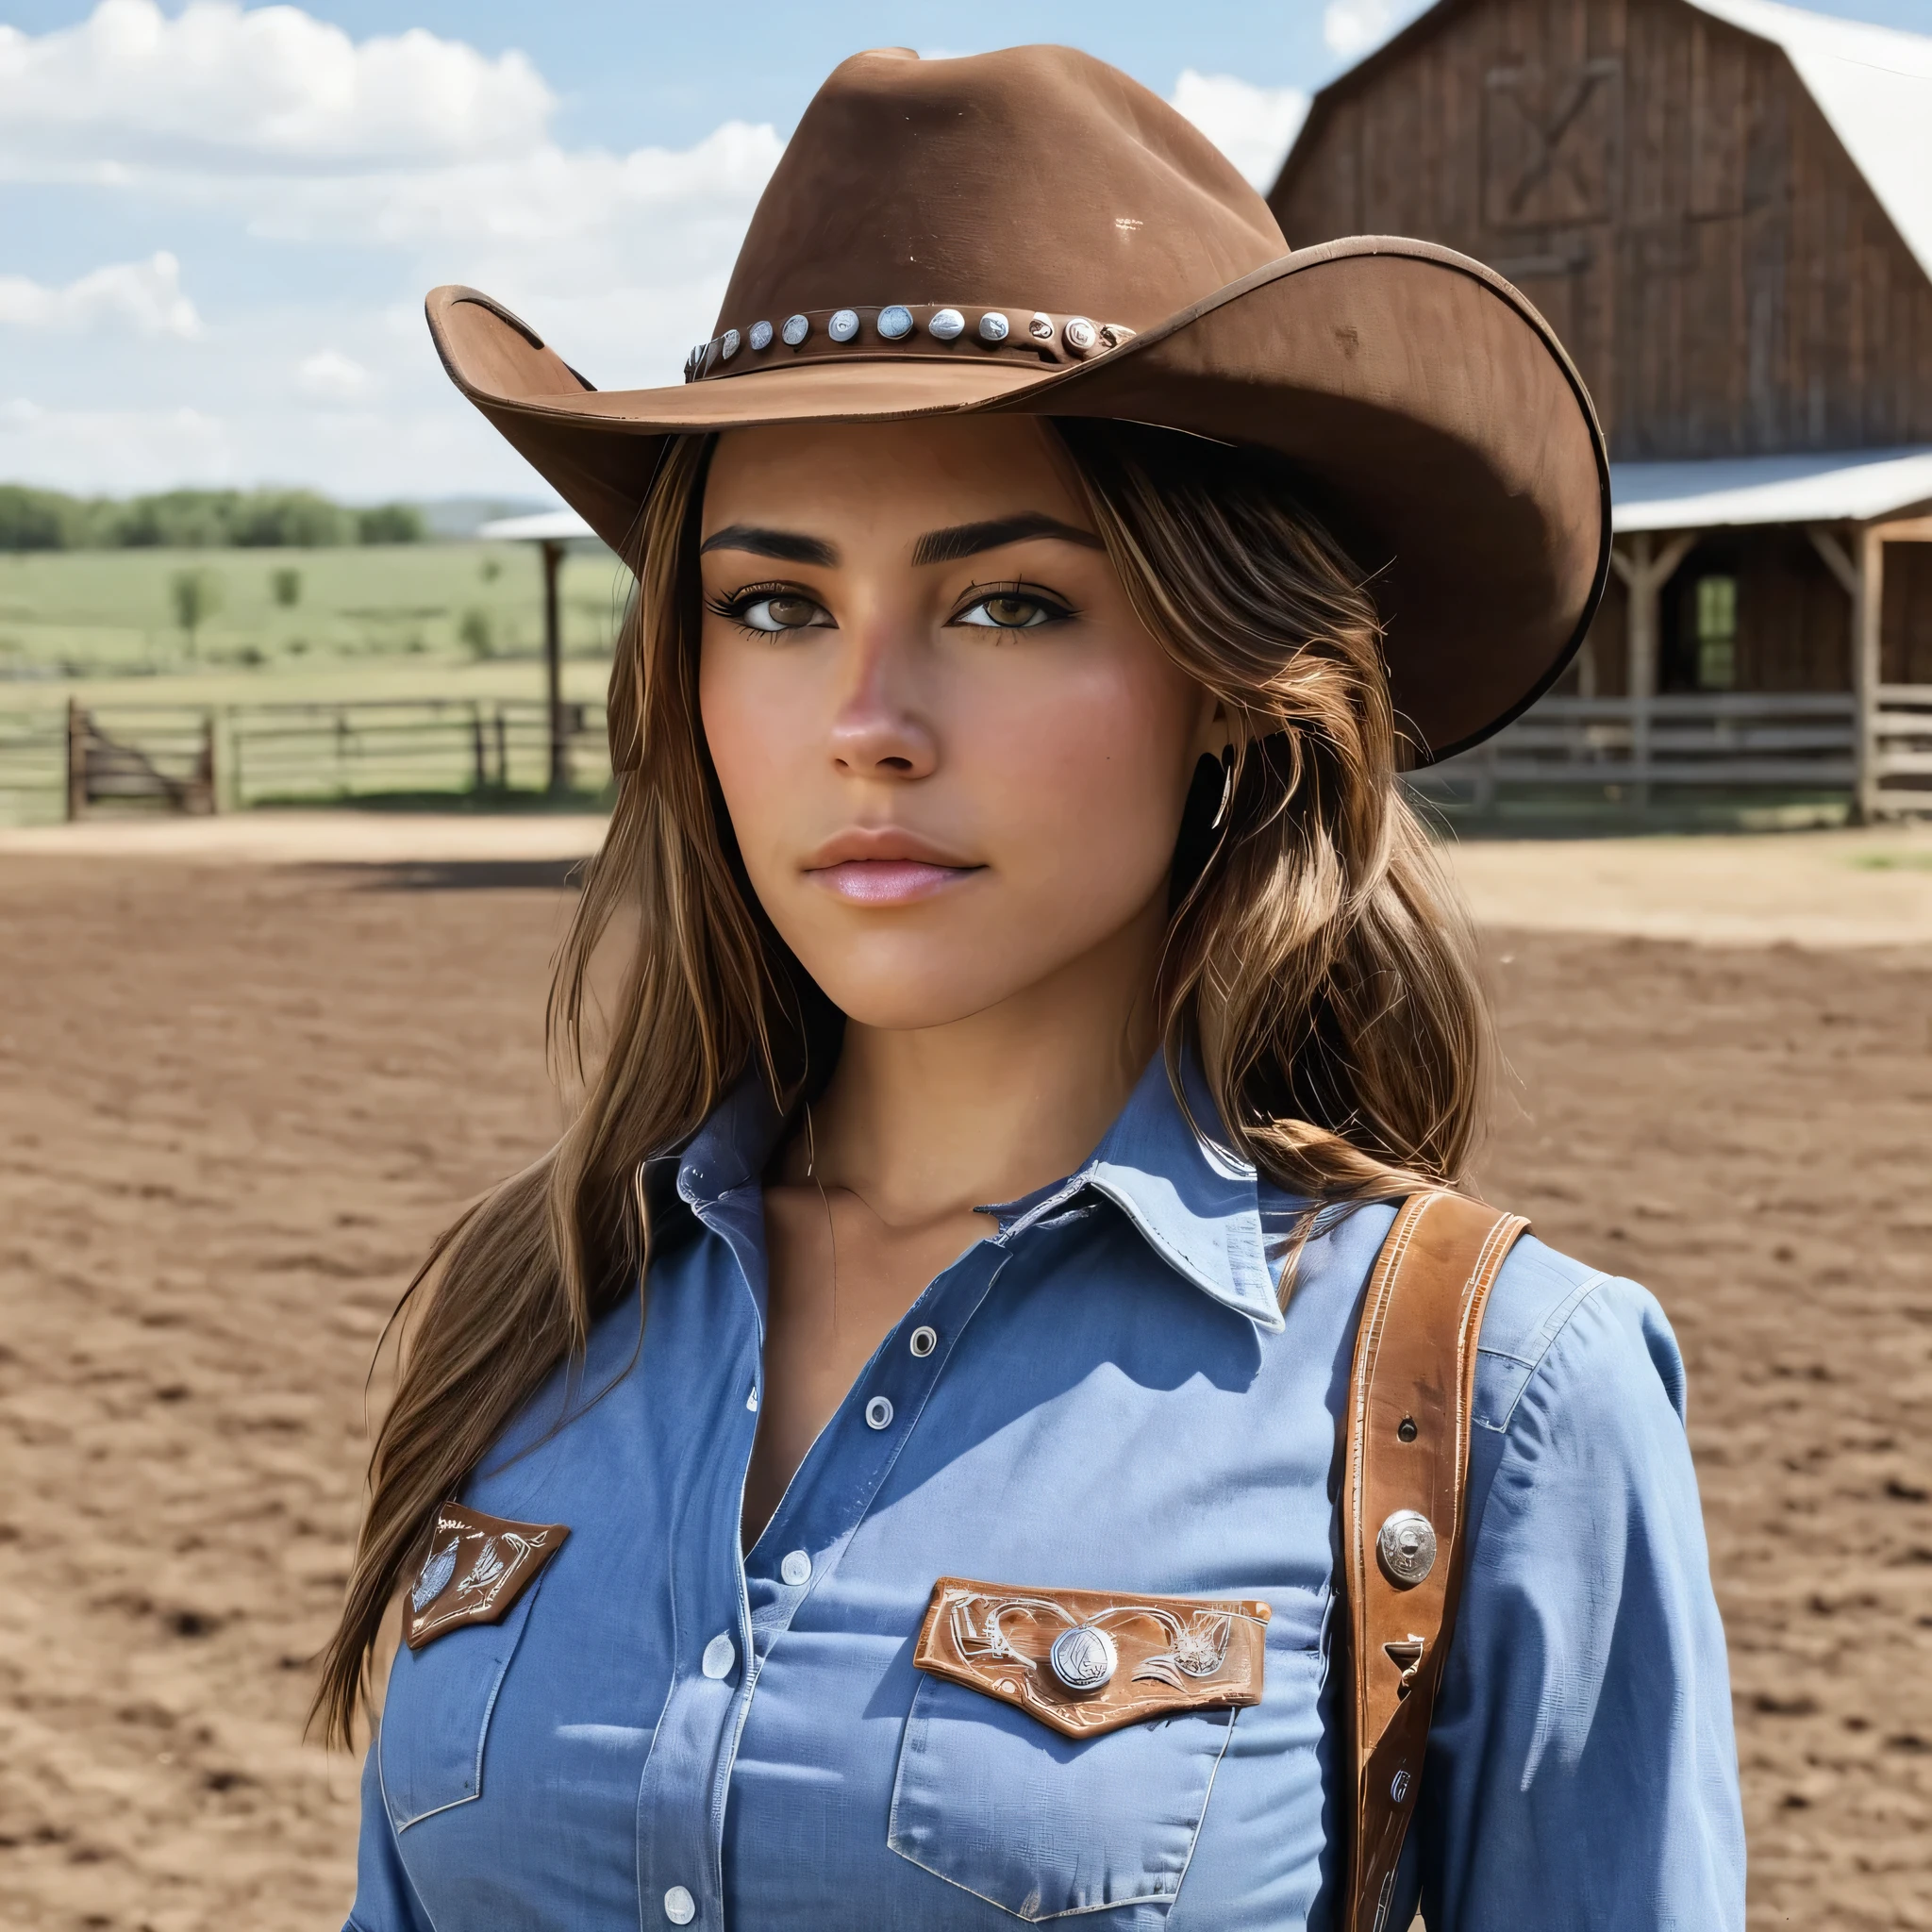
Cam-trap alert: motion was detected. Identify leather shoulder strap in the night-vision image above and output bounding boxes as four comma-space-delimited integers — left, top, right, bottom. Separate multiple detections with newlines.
1340, 1191, 1529, 1932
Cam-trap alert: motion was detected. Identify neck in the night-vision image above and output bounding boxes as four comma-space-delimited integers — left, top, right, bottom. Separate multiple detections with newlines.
803, 897, 1167, 1227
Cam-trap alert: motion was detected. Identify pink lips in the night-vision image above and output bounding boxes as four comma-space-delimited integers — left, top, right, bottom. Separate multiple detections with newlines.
810, 859, 974, 905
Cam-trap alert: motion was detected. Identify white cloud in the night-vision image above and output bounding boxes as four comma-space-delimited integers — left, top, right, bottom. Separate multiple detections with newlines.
296, 347, 371, 400
1170, 71, 1310, 190
0, 250, 201, 338
0, 0, 552, 175
1324, 0, 1427, 59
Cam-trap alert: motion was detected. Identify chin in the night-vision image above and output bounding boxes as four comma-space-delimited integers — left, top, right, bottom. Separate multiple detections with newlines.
798, 950, 1051, 1034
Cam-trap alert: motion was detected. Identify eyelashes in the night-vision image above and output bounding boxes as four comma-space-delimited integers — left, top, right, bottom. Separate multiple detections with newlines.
705, 577, 1079, 638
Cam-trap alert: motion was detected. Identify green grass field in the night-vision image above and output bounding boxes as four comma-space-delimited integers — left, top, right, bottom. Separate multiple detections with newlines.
0, 543, 631, 822
0, 541, 627, 708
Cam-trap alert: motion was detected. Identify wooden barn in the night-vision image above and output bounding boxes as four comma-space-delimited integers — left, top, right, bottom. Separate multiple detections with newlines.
1271, 0, 1932, 814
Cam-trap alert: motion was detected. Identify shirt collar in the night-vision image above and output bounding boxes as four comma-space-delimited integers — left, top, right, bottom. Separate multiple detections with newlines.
986, 1051, 1283, 1334
658, 1047, 1282, 1335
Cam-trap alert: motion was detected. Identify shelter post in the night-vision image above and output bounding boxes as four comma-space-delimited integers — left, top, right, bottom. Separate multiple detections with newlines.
1609, 531, 1696, 811
541, 538, 567, 796
1856, 527, 1885, 824
1806, 526, 1868, 818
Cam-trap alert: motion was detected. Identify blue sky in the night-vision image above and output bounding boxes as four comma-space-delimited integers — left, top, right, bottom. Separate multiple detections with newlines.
2, 0, 1929, 501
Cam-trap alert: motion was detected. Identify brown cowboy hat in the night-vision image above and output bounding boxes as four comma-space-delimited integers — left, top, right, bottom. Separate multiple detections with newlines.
426, 44, 1608, 762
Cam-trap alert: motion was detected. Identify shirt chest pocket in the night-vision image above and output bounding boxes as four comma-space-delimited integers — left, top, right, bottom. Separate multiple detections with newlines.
888, 1674, 1238, 1923
887, 1578, 1263, 1923
378, 1573, 546, 1832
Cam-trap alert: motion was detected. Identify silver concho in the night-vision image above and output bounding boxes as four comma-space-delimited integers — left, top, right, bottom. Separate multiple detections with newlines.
877, 305, 914, 340
782, 313, 811, 346
927, 307, 965, 340
1063, 315, 1098, 355
978, 311, 1010, 342
1048, 1624, 1117, 1694
748, 319, 774, 351
1027, 311, 1056, 341
1376, 1509, 1438, 1588
411, 1539, 458, 1612
828, 308, 860, 342
719, 327, 741, 361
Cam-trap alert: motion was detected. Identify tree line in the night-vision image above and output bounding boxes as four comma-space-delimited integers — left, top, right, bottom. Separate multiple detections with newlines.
0, 485, 425, 552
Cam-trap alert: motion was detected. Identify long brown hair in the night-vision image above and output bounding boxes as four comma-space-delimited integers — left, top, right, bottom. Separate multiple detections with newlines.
312, 418, 1493, 1747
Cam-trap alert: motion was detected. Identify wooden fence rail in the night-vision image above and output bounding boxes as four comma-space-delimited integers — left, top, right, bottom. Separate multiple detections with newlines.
1407, 692, 1866, 810
0, 698, 611, 824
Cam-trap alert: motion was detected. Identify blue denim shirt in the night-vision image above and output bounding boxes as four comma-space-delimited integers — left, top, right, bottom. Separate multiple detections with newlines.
347, 1058, 1743, 1930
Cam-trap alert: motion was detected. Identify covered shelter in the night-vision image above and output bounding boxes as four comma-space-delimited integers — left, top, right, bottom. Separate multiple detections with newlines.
1270, 0, 1932, 813
476, 508, 601, 795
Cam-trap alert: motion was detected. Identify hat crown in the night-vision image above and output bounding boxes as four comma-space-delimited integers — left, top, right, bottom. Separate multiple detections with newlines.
715, 45, 1287, 338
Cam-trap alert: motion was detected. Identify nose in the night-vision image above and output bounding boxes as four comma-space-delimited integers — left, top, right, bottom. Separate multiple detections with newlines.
827, 627, 937, 781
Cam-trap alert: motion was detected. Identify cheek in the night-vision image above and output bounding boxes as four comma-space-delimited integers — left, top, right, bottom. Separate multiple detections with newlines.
962, 649, 1198, 903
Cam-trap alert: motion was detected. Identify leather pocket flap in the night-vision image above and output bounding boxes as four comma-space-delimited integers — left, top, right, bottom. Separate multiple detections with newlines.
405, 1502, 569, 1652
913, 1575, 1269, 1740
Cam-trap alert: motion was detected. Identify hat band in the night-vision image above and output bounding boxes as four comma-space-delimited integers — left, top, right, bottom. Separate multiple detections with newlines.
684, 304, 1136, 383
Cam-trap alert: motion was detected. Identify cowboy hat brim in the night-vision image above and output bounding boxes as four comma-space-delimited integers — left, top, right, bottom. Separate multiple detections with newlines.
428, 237, 1609, 764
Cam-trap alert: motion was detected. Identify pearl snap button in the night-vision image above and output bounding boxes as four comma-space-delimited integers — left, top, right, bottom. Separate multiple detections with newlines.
700, 1632, 736, 1679
664, 1885, 696, 1924
780, 1550, 811, 1587
909, 1325, 937, 1357
864, 1395, 894, 1430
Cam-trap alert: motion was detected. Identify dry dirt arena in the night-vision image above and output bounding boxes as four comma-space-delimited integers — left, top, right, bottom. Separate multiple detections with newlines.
0, 814, 1928, 1931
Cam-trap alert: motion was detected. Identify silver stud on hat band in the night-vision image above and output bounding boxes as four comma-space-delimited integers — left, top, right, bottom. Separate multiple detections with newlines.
681, 306, 1136, 383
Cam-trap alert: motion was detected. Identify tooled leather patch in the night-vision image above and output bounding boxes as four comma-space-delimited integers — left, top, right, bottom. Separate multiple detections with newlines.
404, 1502, 570, 1652
914, 1575, 1269, 1740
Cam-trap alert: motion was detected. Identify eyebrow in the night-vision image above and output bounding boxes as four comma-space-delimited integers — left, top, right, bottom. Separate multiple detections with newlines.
909, 513, 1105, 567
698, 524, 840, 566
696, 510, 1105, 572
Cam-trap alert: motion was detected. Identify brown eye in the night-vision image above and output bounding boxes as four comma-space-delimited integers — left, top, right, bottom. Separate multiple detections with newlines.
956, 591, 1062, 630
734, 592, 831, 634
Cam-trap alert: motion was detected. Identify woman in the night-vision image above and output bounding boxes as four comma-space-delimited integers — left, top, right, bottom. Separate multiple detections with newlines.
326, 45, 1743, 1931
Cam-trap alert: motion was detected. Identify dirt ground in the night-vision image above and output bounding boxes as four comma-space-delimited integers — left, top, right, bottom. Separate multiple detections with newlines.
0, 830, 1927, 1930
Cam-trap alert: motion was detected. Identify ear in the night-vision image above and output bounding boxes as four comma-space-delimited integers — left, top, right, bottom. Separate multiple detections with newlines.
1191, 690, 1233, 764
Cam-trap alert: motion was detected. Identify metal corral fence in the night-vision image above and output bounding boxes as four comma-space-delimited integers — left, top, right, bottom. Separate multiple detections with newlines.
1405, 691, 1914, 813
0, 698, 612, 825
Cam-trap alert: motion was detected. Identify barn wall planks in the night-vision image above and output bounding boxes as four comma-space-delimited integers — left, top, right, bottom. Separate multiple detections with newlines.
1271, 0, 1932, 460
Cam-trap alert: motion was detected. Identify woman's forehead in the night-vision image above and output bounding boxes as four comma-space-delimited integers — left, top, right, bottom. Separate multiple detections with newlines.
702, 417, 1089, 543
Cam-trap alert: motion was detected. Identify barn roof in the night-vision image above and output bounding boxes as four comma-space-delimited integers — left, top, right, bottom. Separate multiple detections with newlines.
1690, 0, 1932, 285
1611, 445, 1932, 530
1277, 0, 1932, 284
